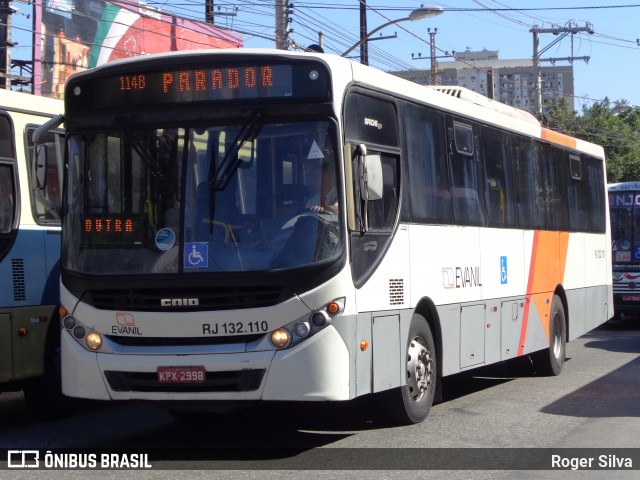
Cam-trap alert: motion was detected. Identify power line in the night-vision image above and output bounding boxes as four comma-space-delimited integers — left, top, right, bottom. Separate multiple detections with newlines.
4, 1, 640, 110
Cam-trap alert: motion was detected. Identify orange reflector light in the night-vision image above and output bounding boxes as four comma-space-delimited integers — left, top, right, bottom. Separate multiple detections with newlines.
327, 302, 340, 315
18, 327, 29, 337
59, 306, 68, 317
360, 340, 368, 351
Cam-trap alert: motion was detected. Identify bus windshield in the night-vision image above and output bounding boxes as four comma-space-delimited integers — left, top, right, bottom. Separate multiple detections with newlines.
610, 188, 640, 266
62, 119, 342, 275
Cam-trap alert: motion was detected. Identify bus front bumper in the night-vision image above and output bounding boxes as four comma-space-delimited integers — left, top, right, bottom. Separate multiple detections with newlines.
61, 326, 350, 402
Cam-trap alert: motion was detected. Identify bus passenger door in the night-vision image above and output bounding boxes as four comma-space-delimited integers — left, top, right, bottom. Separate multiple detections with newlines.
0, 114, 18, 263
26, 127, 64, 307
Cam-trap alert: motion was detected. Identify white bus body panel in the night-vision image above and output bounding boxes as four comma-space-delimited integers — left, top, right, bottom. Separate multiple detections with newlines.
60, 267, 355, 401
62, 323, 350, 402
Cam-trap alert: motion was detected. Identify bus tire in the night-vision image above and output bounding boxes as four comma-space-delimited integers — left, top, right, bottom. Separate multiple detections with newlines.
23, 320, 73, 419
532, 294, 566, 376
378, 314, 437, 425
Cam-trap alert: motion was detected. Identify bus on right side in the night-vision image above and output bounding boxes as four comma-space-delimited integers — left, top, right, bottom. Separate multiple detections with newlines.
609, 182, 640, 317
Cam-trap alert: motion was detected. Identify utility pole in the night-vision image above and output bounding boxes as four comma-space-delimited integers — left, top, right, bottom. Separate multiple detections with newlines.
205, 2, 237, 28
0, 0, 12, 89
411, 29, 450, 86
359, 0, 368, 65
531, 22, 594, 116
429, 28, 437, 85
275, 0, 293, 50
205, 0, 214, 24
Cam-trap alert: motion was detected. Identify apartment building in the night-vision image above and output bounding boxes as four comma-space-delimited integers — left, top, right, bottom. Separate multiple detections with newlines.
394, 49, 574, 115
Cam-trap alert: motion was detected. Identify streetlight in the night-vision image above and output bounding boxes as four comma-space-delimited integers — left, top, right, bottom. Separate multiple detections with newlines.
341, 7, 444, 62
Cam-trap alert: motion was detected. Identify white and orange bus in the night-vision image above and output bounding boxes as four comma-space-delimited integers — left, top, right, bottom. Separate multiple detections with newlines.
50, 49, 612, 424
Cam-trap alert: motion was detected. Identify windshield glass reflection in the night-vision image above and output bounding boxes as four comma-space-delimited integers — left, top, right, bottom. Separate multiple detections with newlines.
63, 121, 342, 275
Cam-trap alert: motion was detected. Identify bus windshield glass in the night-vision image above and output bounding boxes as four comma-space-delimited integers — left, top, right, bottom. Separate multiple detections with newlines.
610, 188, 640, 266
62, 120, 342, 275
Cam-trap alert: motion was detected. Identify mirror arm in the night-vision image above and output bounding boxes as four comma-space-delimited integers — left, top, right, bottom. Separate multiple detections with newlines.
357, 144, 369, 233
32, 114, 64, 144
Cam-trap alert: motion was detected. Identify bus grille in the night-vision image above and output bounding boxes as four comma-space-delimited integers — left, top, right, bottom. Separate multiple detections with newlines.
83, 286, 292, 312
11, 258, 26, 301
105, 334, 264, 347
104, 369, 265, 393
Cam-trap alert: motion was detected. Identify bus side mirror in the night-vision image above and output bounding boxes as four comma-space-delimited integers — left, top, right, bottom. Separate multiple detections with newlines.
360, 153, 383, 201
32, 144, 61, 220
35, 145, 47, 189
355, 144, 383, 233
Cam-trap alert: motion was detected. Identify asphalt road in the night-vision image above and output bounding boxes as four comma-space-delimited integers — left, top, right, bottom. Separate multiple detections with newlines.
1, 317, 639, 479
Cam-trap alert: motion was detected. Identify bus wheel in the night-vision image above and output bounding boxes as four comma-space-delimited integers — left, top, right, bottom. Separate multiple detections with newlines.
23, 321, 74, 419
379, 314, 436, 425
532, 294, 566, 376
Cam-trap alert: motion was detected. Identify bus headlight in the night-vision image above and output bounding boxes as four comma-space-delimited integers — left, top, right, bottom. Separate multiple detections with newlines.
293, 321, 310, 338
271, 329, 291, 349
61, 307, 111, 353
311, 311, 329, 327
63, 315, 76, 330
72, 325, 86, 340
85, 332, 103, 351
271, 297, 346, 350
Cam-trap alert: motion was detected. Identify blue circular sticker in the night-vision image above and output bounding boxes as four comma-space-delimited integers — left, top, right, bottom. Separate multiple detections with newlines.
155, 228, 176, 251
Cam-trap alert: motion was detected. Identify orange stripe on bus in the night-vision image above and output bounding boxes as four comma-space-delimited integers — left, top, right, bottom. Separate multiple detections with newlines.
519, 231, 539, 355
519, 231, 570, 355
541, 128, 577, 149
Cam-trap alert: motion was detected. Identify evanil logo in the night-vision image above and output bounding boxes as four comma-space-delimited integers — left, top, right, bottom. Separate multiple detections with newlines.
364, 117, 382, 129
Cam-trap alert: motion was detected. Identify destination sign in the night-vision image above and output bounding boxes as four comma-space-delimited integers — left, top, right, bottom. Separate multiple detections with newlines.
66, 60, 330, 112
82, 214, 146, 247
609, 192, 640, 207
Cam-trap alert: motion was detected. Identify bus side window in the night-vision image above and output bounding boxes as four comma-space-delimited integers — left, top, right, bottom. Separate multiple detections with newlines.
365, 152, 399, 232
448, 120, 485, 226
567, 154, 589, 232
481, 126, 516, 228
0, 163, 16, 234
404, 103, 451, 224
544, 145, 570, 231
585, 157, 606, 233
0, 114, 17, 260
513, 136, 545, 230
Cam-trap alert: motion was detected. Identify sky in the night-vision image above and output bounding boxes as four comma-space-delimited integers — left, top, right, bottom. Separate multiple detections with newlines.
8, 1, 640, 111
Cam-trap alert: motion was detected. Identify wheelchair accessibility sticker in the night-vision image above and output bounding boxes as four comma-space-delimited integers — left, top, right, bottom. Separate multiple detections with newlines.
500, 256, 508, 284
184, 242, 208, 268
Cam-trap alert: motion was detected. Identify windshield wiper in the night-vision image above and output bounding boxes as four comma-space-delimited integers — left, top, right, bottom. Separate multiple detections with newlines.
116, 116, 162, 179
211, 111, 262, 192
207, 111, 262, 230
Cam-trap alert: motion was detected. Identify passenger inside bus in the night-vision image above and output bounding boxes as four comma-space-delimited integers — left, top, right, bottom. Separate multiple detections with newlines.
304, 159, 338, 215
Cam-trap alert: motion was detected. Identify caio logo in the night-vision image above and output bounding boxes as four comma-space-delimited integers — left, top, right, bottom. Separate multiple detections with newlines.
160, 298, 199, 307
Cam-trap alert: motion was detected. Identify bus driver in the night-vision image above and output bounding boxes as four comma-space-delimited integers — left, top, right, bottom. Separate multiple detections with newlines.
305, 160, 338, 215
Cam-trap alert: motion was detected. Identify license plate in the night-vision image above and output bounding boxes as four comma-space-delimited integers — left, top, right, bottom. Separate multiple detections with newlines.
157, 366, 206, 384
623, 295, 640, 302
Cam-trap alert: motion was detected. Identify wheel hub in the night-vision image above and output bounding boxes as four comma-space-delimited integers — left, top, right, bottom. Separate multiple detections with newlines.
406, 336, 432, 403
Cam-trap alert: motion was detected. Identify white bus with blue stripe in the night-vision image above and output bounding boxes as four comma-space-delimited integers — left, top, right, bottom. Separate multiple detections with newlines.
0, 89, 66, 416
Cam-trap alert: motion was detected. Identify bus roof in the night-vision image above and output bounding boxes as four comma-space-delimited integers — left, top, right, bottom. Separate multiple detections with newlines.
0, 88, 63, 118
608, 182, 640, 191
